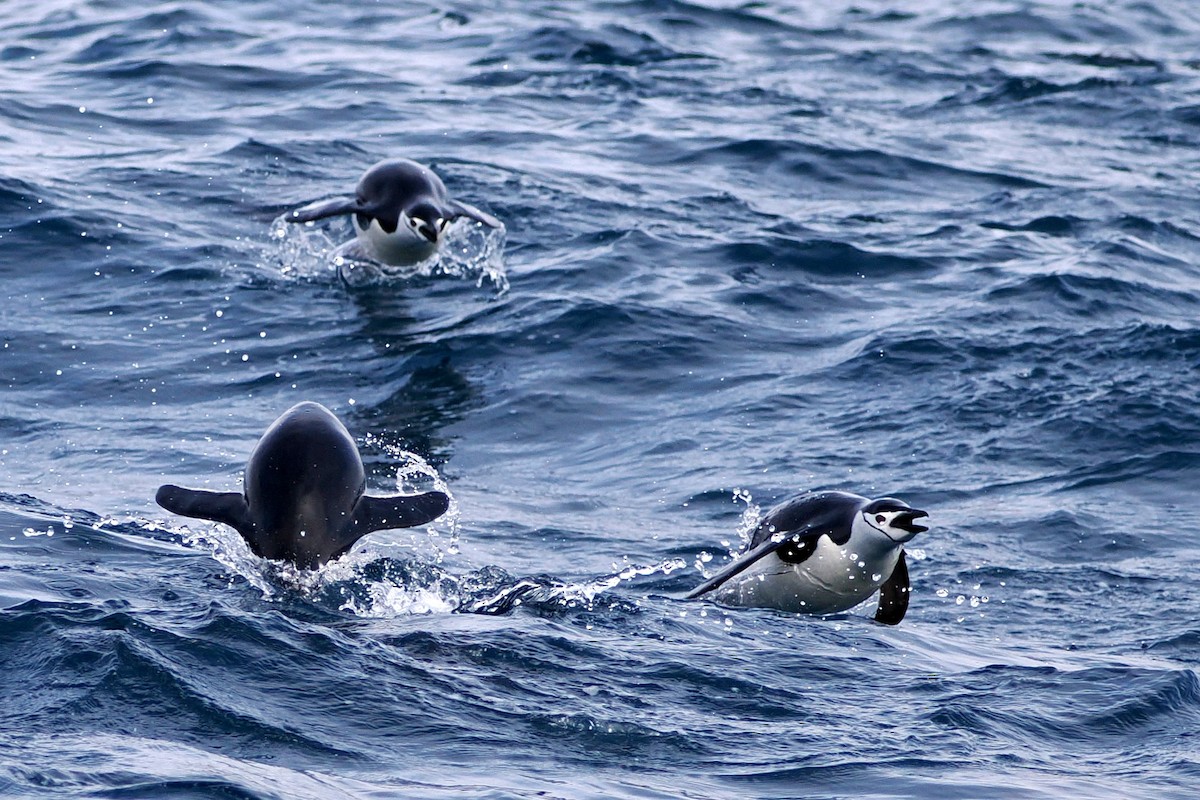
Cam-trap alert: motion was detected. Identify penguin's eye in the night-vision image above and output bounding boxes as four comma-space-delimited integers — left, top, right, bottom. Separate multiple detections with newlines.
875, 514, 886, 523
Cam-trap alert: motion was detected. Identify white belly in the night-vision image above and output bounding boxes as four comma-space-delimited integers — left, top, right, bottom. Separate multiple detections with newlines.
710, 537, 900, 614
353, 218, 439, 266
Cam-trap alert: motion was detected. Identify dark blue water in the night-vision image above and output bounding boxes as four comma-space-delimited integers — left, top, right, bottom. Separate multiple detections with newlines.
4, 1, 1200, 797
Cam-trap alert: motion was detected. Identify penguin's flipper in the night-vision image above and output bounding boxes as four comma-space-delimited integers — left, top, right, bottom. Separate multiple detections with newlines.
445, 199, 502, 229
156, 484, 254, 538
327, 491, 449, 561
286, 197, 359, 224
685, 526, 822, 600
873, 549, 910, 625
349, 491, 450, 537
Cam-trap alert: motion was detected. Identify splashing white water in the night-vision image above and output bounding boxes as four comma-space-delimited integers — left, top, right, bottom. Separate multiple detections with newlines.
167, 436, 458, 608
363, 434, 460, 563
731, 487, 762, 555
157, 433, 687, 619
458, 558, 688, 615
338, 581, 458, 617
266, 214, 508, 292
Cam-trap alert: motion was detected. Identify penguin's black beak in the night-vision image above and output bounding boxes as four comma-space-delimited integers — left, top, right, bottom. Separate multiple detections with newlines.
414, 220, 438, 243
895, 509, 929, 535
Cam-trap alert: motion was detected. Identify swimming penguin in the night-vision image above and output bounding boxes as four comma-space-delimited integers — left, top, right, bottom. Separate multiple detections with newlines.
686, 491, 928, 624
286, 158, 502, 266
156, 402, 449, 570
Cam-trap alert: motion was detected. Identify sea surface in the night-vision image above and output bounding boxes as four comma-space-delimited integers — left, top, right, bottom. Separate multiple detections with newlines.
3, 1, 1200, 798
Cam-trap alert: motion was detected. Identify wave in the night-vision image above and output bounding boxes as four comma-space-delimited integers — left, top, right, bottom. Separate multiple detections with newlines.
677, 138, 1046, 192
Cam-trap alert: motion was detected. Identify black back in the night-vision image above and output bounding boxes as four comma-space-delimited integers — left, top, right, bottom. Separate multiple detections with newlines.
354, 159, 448, 233
240, 402, 365, 563
747, 491, 864, 549
286, 158, 502, 232
156, 402, 449, 570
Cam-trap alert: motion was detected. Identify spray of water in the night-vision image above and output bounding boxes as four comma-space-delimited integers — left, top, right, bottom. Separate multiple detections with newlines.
266, 214, 508, 293
157, 428, 681, 619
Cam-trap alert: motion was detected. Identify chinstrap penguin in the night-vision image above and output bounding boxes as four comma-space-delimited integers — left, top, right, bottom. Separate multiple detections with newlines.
286, 158, 501, 266
156, 402, 449, 570
686, 491, 928, 624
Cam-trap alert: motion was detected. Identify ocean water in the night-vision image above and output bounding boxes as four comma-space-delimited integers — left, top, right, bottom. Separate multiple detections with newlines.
3, 0, 1200, 797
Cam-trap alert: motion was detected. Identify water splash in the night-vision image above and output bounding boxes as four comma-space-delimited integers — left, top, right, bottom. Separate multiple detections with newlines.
265, 214, 340, 282
266, 214, 508, 292
304, 552, 461, 616
158, 431, 678, 618
458, 558, 688, 616
172, 502, 686, 620
172, 442, 456, 601
730, 487, 762, 554
694, 490, 763, 576
363, 433, 460, 563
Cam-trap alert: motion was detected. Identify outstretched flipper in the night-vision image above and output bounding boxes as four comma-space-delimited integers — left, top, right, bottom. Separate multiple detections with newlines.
873, 549, 910, 625
287, 197, 360, 224
685, 525, 821, 600
349, 491, 450, 537
446, 199, 502, 229
156, 484, 254, 538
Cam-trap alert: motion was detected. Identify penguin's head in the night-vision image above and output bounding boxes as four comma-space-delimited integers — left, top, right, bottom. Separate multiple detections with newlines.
858, 497, 928, 544
403, 202, 447, 244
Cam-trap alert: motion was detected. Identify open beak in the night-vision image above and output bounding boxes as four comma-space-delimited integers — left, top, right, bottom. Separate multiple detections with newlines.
895, 509, 929, 535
